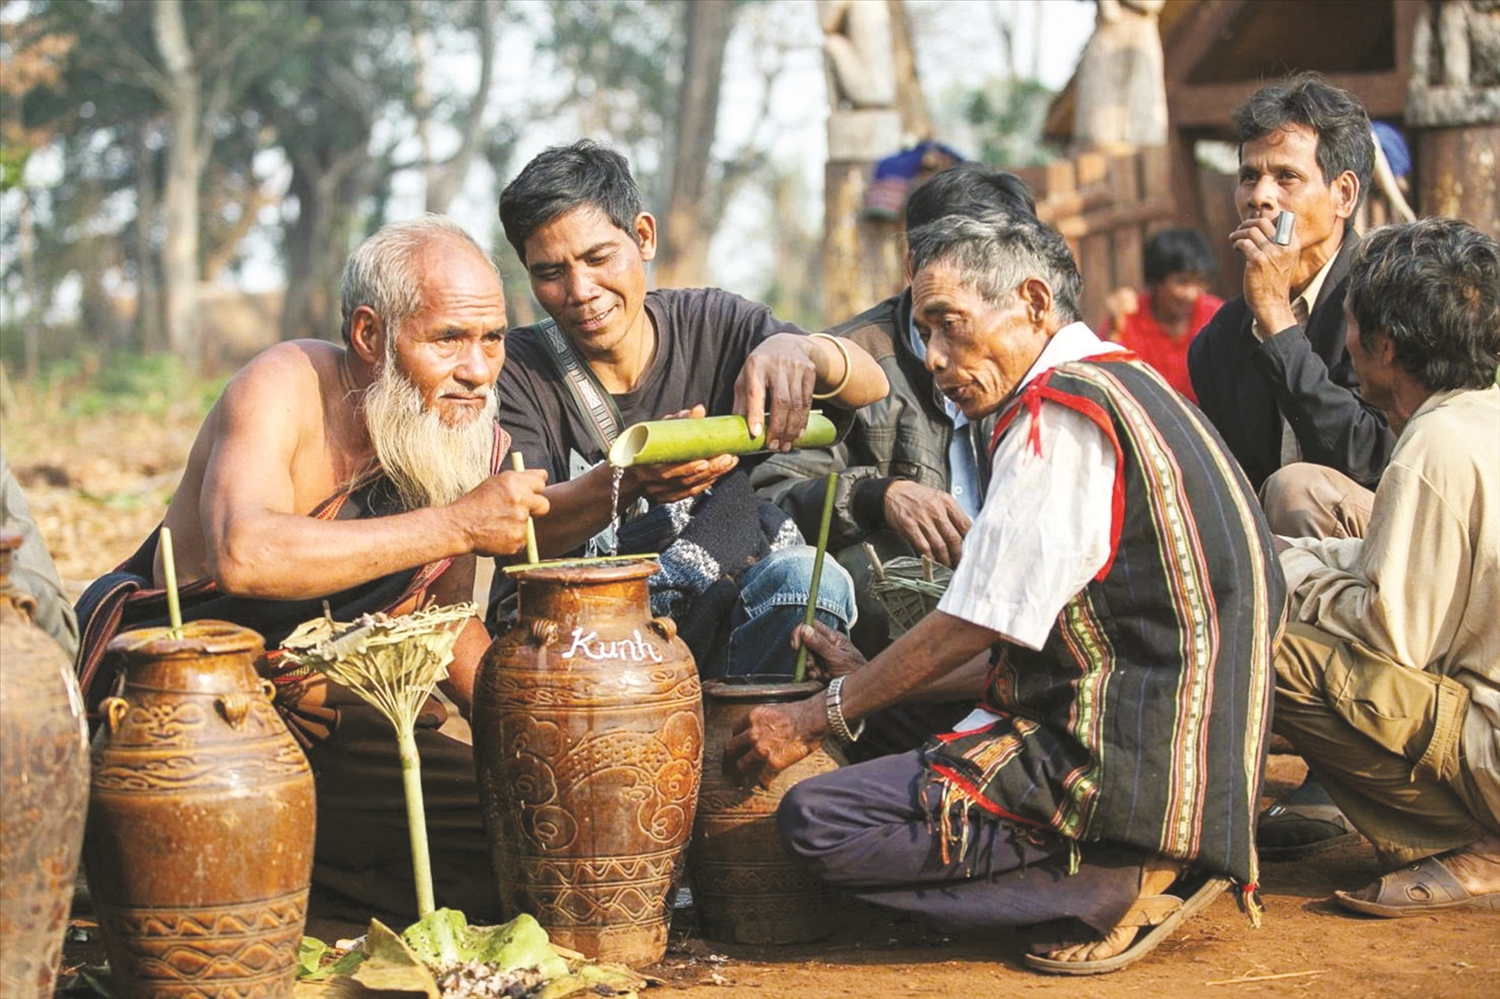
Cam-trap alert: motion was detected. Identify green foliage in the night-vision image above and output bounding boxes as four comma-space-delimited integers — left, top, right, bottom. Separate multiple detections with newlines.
297, 936, 366, 981
51, 352, 227, 420
541, 0, 685, 202
402, 910, 569, 979
955, 76, 1057, 168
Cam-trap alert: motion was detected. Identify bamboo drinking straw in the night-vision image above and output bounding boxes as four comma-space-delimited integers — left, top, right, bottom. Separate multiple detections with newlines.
159, 526, 184, 636
793, 472, 838, 683
510, 452, 540, 565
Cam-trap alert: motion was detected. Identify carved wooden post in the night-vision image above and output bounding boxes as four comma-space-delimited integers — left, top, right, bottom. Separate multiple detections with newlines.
1407, 0, 1500, 236
820, 0, 902, 325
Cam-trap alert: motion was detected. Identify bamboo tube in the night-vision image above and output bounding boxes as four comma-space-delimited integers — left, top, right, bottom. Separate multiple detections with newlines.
607, 413, 837, 468
793, 472, 839, 683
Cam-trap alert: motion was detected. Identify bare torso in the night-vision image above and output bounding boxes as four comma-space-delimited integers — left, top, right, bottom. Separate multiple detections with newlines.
156, 340, 372, 588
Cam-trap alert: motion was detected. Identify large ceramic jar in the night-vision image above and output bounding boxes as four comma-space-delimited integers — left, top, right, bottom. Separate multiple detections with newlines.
690, 679, 839, 945
0, 533, 90, 999
82, 621, 315, 999
473, 561, 702, 968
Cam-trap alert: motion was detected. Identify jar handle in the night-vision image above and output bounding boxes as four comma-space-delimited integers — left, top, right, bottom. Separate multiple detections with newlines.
217, 692, 252, 728
648, 617, 678, 642
259, 679, 276, 700
529, 617, 559, 646
101, 697, 128, 739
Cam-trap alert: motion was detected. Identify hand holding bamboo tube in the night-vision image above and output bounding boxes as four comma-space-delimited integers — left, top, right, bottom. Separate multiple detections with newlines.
608, 412, 838, 468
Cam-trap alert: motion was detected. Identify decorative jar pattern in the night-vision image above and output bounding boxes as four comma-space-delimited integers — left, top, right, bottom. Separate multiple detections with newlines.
82, 621, 315, 999
690, 679, 839, 945
0, 533, 91, 999
473, 561, 702, 967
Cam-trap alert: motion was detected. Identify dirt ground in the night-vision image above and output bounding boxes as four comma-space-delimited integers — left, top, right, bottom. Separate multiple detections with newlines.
8, 394, 1498, 999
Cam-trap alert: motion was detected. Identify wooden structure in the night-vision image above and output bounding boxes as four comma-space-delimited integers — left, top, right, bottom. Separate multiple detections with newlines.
1042, 0, 1498, 304
1011, 148, 1177, 329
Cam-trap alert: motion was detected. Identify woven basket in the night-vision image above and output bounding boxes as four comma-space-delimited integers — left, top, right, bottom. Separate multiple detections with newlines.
864, 544, 953, 639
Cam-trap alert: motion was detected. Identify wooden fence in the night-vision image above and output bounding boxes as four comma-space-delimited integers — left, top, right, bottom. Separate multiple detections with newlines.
1012, 146, 1184, 329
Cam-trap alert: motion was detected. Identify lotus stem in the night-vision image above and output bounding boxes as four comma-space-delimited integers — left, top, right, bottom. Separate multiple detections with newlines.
794, 472, 838, 683
160, 526, 183, 636
398, 725, 435, 917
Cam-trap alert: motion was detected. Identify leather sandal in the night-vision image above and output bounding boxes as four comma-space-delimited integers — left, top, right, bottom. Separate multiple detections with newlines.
1336, 856, 1500, 918
1024, 872, 1230, 976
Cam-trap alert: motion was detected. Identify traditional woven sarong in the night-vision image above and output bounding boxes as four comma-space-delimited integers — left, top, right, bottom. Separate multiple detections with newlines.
922, 356, 1285, 890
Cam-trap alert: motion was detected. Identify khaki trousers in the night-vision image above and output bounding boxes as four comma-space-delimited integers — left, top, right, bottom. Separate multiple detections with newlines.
1261, 462, 1375, 539
1272, 623, 1497, 865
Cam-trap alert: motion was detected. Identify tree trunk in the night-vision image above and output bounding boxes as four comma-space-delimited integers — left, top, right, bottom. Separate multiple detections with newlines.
280, 160, 341, 341
134, 125, 164, 353
654, 0, 733, 289
280, 148, 374, 341
153, 0, 203, 366
887, 0, 931, 140
424, 0, 498, 213
18, 195, 41, 381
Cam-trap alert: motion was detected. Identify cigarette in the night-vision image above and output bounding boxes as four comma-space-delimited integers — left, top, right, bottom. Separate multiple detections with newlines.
1274, 211, 1296, 246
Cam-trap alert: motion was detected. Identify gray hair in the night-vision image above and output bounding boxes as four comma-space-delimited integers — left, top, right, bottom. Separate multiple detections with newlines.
339, 214, 495, 345
905, 209, 1083, 325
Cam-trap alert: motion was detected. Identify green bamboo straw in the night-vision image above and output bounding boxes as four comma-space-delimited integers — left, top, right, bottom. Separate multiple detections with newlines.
793, 472, 838, 683
510, 452, 540, 565
608, 412, 838, 467
159, 526, 184, 637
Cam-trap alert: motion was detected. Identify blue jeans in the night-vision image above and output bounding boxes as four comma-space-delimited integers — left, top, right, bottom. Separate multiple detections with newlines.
704, 546, 857, 680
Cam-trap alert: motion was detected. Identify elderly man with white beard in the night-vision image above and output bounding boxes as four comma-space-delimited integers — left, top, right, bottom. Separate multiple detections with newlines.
73, 215, 549, 922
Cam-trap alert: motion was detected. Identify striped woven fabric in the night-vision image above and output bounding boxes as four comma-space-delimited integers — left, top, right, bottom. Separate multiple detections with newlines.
923, 356, 1285, 887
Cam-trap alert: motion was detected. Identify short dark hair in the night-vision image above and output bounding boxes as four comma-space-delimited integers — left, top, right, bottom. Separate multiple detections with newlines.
904, 164, 1037, 231
1143, 228, 1217, 286
1346, 218, 1500, 393
499, 140, 643, 264
1232, 73, 1374, 217
907, 208, 1083, 325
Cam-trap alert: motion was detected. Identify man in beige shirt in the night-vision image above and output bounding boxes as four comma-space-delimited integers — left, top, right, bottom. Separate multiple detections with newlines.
1273, 217, 1500, 916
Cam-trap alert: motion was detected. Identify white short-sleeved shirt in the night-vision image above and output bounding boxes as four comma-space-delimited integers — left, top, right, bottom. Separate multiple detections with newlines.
938, 323, 1123, 727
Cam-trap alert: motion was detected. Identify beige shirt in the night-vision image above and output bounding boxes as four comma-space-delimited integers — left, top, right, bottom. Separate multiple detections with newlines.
1281, 386, 1500, 813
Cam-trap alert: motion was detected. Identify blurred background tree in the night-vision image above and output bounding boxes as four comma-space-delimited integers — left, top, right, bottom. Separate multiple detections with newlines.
0, 0, 1074, 381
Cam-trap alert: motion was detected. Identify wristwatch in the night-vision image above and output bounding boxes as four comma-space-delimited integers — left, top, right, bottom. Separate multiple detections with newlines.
825, 676, 865, 746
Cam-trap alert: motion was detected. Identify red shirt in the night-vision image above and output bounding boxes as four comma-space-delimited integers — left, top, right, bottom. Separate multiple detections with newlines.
1103, 290, 1223, 404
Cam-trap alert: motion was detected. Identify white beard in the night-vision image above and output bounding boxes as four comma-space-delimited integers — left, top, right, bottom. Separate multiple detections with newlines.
360, 363, 496, 511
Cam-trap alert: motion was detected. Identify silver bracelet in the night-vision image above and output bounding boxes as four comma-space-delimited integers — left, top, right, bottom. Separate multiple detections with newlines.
825, 676, 865, 745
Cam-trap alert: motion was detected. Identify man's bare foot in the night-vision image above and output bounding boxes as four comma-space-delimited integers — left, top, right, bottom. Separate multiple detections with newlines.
1436, 833, 1500, 897
1043, 856, 1182, 963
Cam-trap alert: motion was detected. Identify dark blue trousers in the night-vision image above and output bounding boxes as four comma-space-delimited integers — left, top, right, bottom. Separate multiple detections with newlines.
778, 750, 1143, 937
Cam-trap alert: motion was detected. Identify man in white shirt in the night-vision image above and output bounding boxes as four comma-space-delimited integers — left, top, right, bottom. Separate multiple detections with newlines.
725, 208, 1284, 975
1271, 217, 1500, 916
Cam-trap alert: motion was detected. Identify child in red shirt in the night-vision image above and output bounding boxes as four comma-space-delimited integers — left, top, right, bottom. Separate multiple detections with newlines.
1102, 229, 1223, 404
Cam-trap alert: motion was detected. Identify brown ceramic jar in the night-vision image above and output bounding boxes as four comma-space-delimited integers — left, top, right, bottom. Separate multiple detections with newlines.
83, 621, 315, 999
690, 679, 839, 945
0, 533, 91, 998
472, 560, 702, 968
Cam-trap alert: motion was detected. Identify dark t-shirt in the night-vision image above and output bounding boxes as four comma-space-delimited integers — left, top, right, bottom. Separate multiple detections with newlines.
497, 286, 808, 483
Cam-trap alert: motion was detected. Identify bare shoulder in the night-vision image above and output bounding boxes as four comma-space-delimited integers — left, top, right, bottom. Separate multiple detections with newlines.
217, 340, 347, 427
229, 340, 344, 396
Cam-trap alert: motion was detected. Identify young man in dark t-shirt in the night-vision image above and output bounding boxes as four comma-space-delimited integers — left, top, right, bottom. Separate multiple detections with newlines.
494, 140, 888, 678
